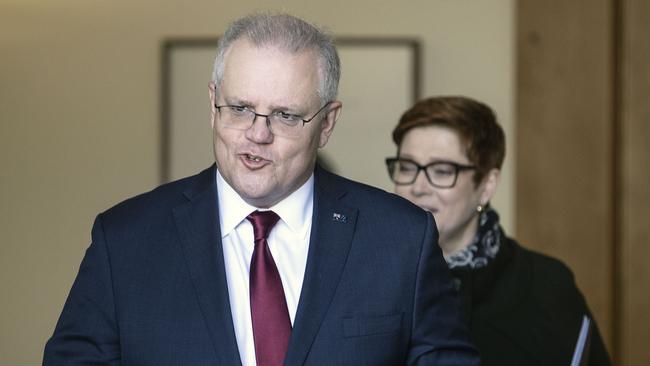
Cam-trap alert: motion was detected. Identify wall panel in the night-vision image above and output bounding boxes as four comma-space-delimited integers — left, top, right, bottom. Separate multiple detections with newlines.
620, 0, 650, 364
516, 0, 614, 354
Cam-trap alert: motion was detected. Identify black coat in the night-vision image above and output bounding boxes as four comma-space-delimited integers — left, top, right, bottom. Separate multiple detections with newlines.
450, 237, 612, 366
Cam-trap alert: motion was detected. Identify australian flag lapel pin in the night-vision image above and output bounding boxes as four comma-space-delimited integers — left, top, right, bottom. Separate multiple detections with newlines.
332, 212, 347, 223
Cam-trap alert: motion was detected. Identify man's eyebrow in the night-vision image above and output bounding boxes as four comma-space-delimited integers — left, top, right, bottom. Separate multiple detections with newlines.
253, 103, 305, 114
268, 104, 302, 113
223, 96, 252, 106
221, 96, 305, 113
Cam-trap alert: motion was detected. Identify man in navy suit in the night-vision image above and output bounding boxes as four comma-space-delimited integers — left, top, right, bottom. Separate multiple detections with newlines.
44, 13, 479, 365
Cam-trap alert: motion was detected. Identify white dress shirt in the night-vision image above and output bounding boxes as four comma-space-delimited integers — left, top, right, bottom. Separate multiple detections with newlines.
216, 169, 313, 366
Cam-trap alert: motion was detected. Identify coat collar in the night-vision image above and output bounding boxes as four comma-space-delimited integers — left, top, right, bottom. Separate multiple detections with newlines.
284, 166, 357, 365
454, 238, 543, 362
172, 165, 242, 365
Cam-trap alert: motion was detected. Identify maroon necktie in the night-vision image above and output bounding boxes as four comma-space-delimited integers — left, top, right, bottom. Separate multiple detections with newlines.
247, 210, 291, 366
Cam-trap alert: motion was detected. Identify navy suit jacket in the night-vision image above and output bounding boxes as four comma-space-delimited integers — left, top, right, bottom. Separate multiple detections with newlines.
44, 166, 479, 365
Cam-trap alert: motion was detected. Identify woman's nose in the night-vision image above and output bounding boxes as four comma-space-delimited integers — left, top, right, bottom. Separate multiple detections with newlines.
410, 170, 433, 196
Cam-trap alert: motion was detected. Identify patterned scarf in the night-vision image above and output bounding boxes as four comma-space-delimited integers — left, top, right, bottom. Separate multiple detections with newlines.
447, 207, 502, 269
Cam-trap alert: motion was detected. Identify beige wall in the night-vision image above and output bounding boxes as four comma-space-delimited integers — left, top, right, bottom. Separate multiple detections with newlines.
0, 1, 514, 364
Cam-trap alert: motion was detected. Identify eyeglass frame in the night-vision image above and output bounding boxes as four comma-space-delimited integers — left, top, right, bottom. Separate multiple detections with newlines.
213, 101, 333, 134
385, 157, 476, 189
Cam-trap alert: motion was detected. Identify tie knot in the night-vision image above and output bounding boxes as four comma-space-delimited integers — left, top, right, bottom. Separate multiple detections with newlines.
247, 210, 280, 241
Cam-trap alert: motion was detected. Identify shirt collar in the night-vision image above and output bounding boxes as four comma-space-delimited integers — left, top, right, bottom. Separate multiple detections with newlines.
216, 169, 314, 239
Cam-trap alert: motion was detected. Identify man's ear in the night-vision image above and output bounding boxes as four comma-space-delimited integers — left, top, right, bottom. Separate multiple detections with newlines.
208, 81, 217, 128
479, 168, 500, 206
318, 101, 342, 148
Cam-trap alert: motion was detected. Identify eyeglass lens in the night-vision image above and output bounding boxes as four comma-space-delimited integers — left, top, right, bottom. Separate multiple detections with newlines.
389, 160, 459, 188
217, 107, 303, 137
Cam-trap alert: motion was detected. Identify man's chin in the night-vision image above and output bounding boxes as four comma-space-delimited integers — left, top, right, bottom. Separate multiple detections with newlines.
240, 194, 277, 209
234, 183, 278, 208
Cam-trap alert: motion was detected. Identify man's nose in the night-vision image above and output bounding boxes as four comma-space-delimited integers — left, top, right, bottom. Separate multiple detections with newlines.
245, 114, 274, 143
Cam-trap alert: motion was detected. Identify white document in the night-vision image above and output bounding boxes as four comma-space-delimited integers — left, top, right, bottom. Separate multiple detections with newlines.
570, 315, 591, 366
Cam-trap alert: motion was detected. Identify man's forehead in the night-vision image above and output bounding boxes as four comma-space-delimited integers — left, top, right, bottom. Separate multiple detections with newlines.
226, 38, 317, 60
219, 40, 322, 107
220, 35, 323, 66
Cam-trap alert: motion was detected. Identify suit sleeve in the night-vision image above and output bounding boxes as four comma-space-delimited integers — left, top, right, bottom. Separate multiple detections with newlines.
406, 212, 480, 366
43, 214, 121, 365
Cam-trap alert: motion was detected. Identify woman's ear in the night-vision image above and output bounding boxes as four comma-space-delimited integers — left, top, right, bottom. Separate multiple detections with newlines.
479, 168, 501, 206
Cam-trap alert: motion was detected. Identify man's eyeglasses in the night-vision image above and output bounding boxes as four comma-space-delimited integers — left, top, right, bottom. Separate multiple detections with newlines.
214, 102, 332, 138
385, 157, 476, 188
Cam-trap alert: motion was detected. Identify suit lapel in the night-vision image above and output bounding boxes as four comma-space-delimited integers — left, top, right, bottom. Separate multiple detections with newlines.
172, 166, 242, 365
284, 168, 358, 366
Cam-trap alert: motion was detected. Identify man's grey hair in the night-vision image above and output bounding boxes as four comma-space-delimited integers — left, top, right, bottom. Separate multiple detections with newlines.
212, 13, 340, 104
